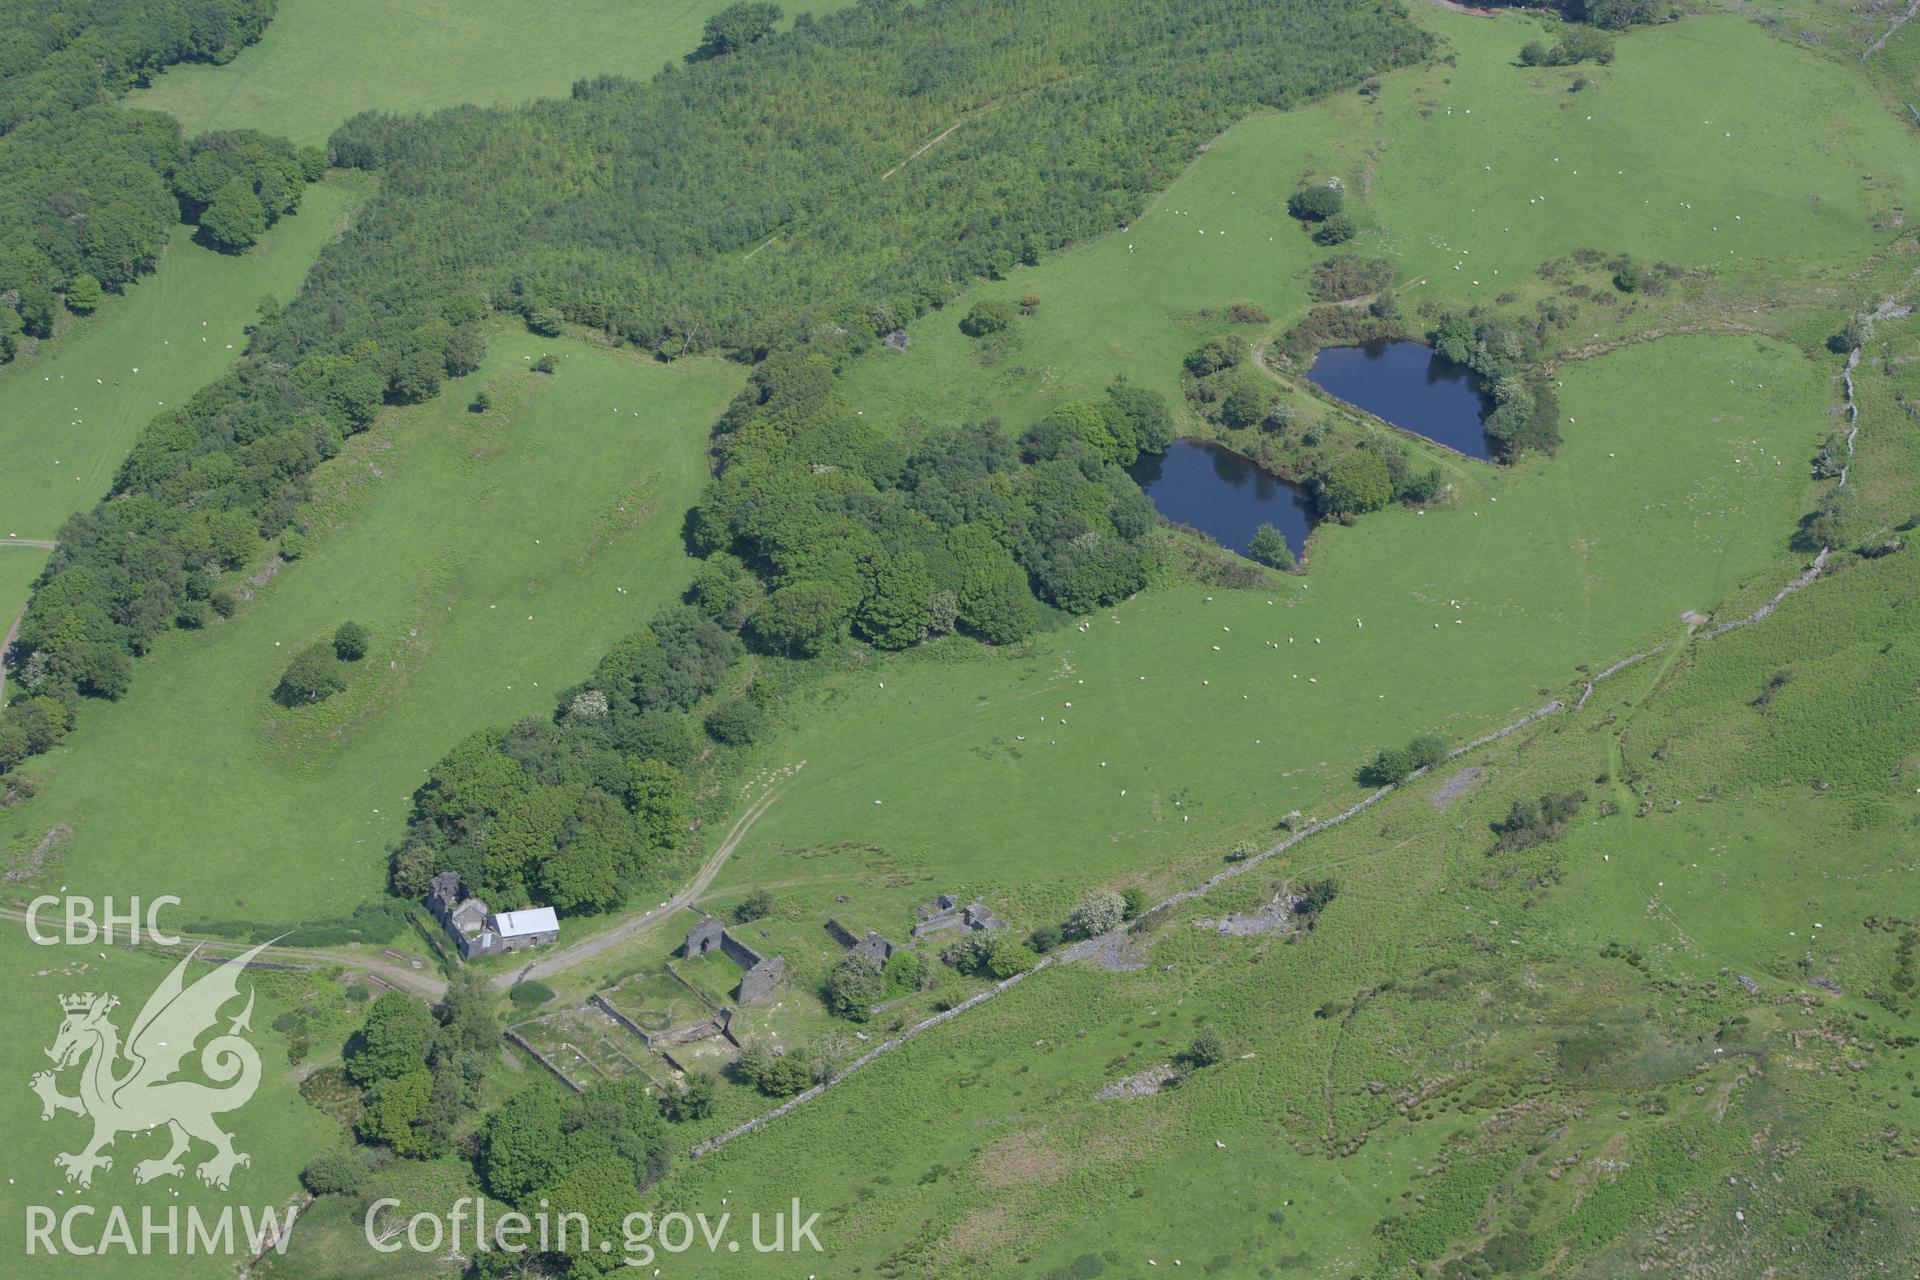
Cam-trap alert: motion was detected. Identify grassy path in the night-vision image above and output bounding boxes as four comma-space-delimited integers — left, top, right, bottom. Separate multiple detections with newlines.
0, 541, 57, 703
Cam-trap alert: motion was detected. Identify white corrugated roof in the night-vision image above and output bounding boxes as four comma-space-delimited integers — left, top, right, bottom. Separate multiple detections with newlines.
493, 907, 559, 938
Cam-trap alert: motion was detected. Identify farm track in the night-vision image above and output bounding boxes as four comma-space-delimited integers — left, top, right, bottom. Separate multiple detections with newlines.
0, 781, 788, 1005
1, 540, 58, 704
491, 783, 787, 991
0, 905, 448, 999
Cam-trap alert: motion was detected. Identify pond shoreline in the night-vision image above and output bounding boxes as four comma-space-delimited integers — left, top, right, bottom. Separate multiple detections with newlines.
1304, 338, 1497, 461
1129, 438, 1315, 564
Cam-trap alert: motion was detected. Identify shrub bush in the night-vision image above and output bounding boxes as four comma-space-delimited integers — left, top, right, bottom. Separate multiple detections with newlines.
960, 296, 1015, 336
1287, 185, 1344, 221
300, 1152, 368, 1197
508, 981, 554, 1011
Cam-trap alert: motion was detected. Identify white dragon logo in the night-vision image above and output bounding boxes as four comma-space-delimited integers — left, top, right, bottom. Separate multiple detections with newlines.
29, 941, 269, 1190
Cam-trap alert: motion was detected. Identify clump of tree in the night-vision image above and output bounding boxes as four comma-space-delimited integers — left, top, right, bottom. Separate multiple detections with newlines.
64, 273, 102, 315
1314, 450, 1394, 519
660, 1070, 717, 1122
275, 641, 347, 706
299, 1151, 370, 1198
475, 1072, 671, 1262
695, 351, 1166, 658
391, 606, 726, 917
1430, 310, 1562, 458
692, 2, 782, 60
1357, 734, 1448, 786
346, 973, 499, 1160
1829, 315, 1867, 355
1292, 878, 1340, 929
731, 1042, 816, 1097
961, 295, 1016, 337
1181, 336, 1298, 438
1180, 1025, 1225, 1069
1271, 298, 1400, 362
1607, 253, 1678, 296
825, 952, 885, 1019
823, 949, 924, 1021
1065, 889, 1127, 939
942, 931, 1038, 979
1287, 184, 1345, 223
1518, 27, 1615, 67
703, 695, 763, 744
1313, 212, 1357, 246
1479, 0, 1658, 27
175, 129, 326, 253
0, 695, 73, 775
1185, 335, 1245, 378
507, 980, 554, 1011
333, 620, 371, 661
731, 887, 775, 924
1492, 790, 1586, 851
1310, 440, 1442, 521
1247, 523, 1297, 571
1286, 184, 1356, 244
1796, 488, 1856, 553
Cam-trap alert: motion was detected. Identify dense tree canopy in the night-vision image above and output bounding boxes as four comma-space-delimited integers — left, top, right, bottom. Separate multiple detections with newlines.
397, 606, 737, 915
694, 2, 782, 59
0, 2, 296, 357
2, 0, 1429, 787
694, 345, 1168, 655
310, 0, 1428, 359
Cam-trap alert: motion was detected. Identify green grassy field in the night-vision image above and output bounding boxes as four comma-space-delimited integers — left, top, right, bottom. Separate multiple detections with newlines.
0, 175, 370, 631
713, 331, 1827, 935
0, 926, 347, 1276
0, 543, 48, 642
657, 538, 1920, 1277
12, 4, 1920, 1276
715, 5, 1895, 933
839, 9, 1915, 429
616, 13, 1918, 1274
126, 0, 856, 147
0, 331, 743, 923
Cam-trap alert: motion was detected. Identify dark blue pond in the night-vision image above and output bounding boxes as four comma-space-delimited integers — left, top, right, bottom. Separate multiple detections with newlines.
1129, 439, 1313, 560
1306, 339, 1495, 460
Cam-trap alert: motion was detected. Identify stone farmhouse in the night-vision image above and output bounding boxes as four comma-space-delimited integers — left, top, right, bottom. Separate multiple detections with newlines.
427, 872, 560, 959
683, 914, 785, 1004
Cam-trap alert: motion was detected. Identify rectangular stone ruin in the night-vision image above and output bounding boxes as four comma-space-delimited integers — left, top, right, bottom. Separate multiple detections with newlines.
827, 917, 898, 964
681, 913, 785, 1005
911, 892, 1006, 938
737, 955, 785, 1005
683, 914, 728, 957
